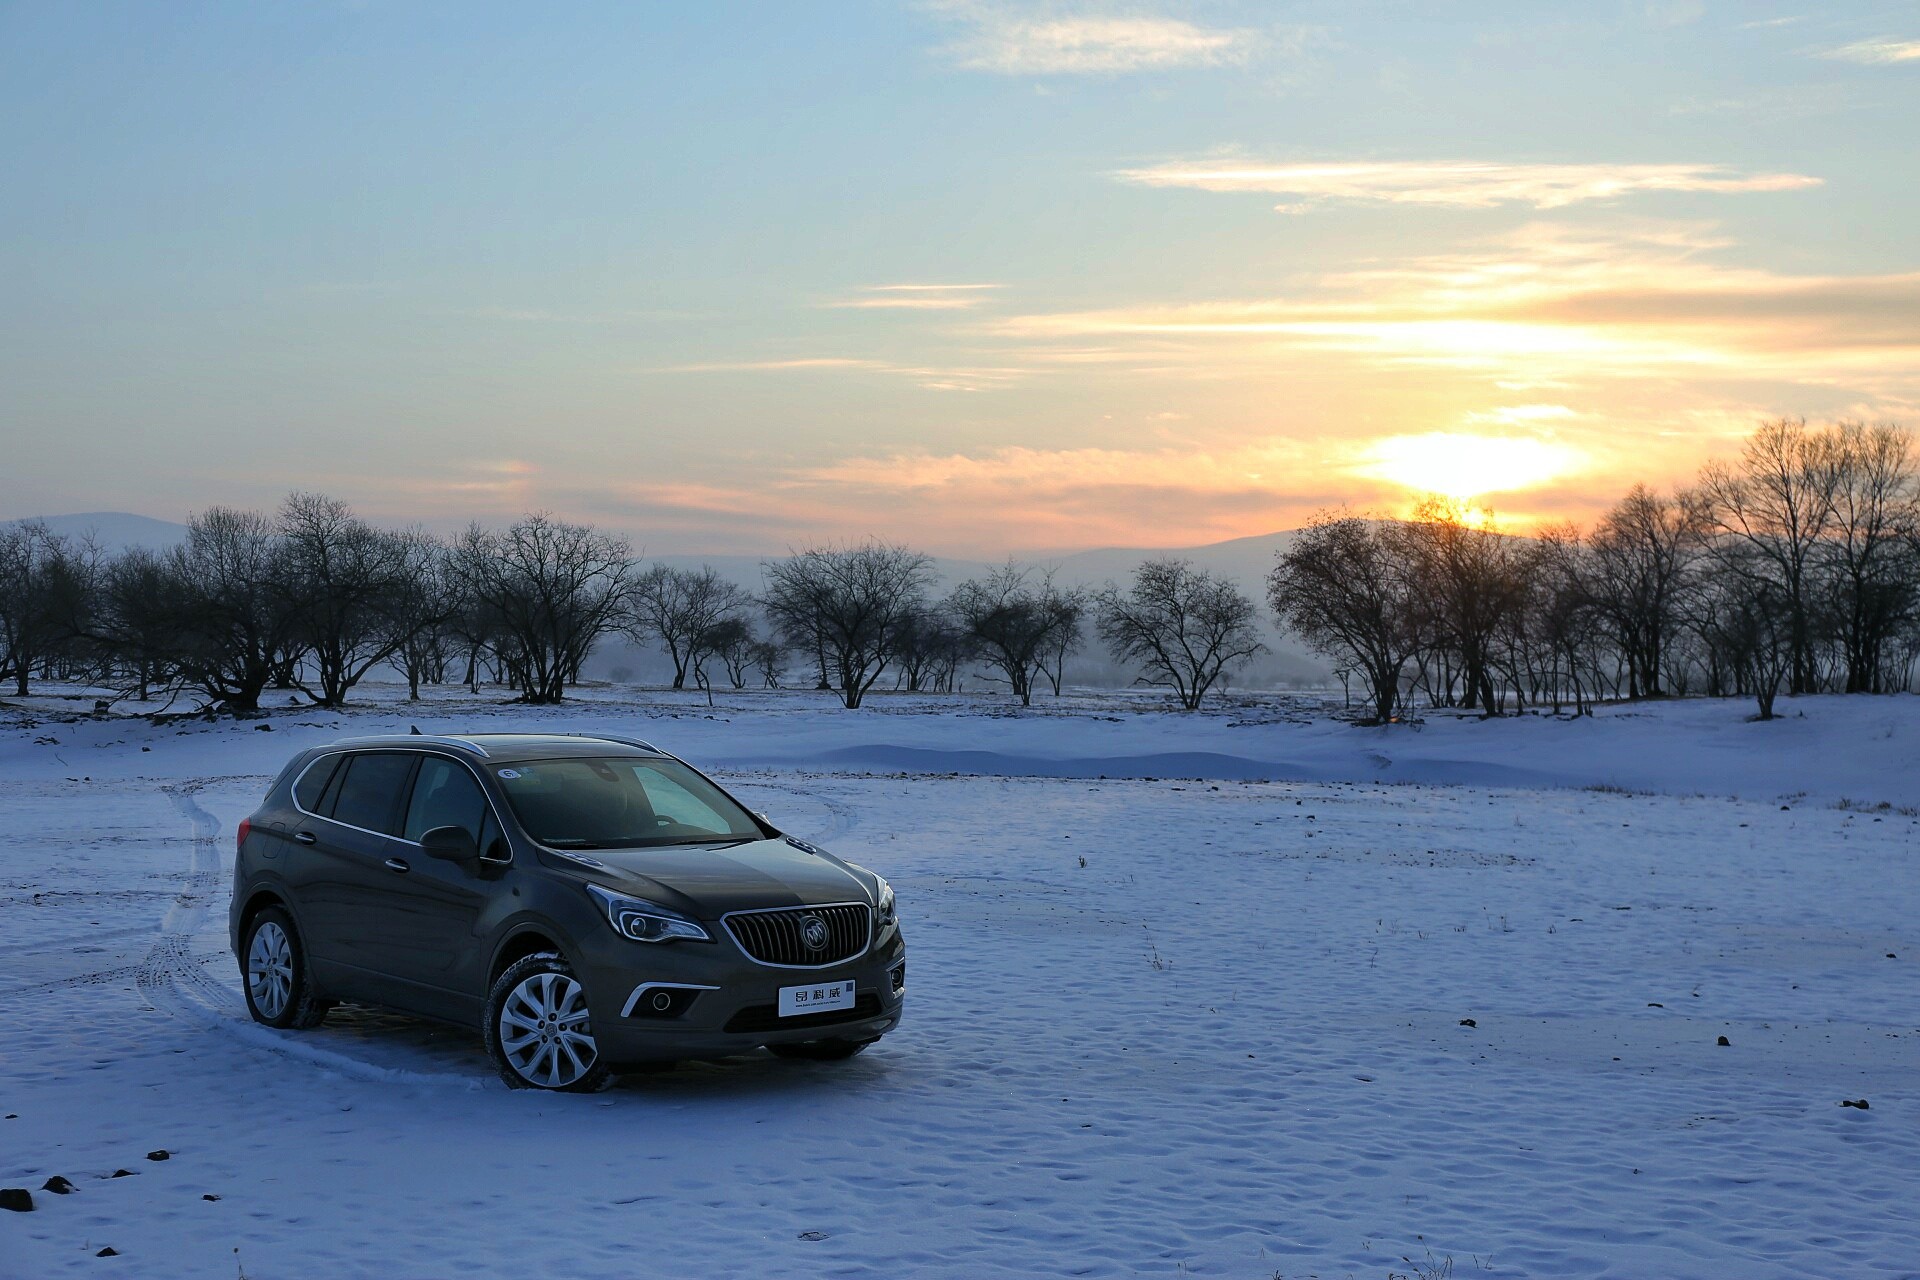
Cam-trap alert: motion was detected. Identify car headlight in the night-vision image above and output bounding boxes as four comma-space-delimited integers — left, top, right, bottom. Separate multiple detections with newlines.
586, 883, 711, 944
875, 877, 896, 928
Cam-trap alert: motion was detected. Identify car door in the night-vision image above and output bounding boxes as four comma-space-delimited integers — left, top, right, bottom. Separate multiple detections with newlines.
288, 750, 422, 1003
350, 753, 496, 1017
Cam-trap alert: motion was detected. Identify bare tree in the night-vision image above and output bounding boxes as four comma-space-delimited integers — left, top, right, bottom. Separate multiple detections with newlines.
91, 546, 175, 701
1586, 484, 1708, 698
1096, 558, 1265, 711
0, 520, 91, 697
1822, 422, 1918, 692
1269, 513, 1426, 723
748, 637, 786, 689
159, 507, 305, 712
626, 565, 751, 689
274, 493, 420, 708
890, 605, 966, 693
697, 616, 755, 690
1698, 418, 1842, 694
1406, 499, 1537, 714
1039, 588, 1087, 696
453, 514, 631, 704
948, 563, 1080, 706
1701, 545, 1795, 720
387, 532, 460, 701
761, 542, 934, 708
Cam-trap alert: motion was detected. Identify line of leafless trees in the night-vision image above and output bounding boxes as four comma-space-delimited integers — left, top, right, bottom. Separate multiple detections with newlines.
18, 416, 1896, 722
0, 495, 1269, 714
1271, 418, 1920, 722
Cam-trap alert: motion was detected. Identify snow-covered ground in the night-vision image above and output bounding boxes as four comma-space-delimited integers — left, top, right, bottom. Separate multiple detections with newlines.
2, 688, 1916, 1277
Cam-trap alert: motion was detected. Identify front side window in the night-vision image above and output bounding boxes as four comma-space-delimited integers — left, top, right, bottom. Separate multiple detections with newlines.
402, 756, 489, 843
493, 756, 760, 850
328, 752, 417, 836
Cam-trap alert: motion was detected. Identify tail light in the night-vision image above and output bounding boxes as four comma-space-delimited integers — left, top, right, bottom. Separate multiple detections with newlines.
236, 818, 252, 855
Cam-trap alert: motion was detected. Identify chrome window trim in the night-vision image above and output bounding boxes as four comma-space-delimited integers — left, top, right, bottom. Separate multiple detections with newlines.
288, 748, 515, 866
720, 901, 874, 970
620, 981, 721, 1018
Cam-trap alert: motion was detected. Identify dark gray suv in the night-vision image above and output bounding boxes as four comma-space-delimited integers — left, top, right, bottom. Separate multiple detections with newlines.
229, 732, 905, 1090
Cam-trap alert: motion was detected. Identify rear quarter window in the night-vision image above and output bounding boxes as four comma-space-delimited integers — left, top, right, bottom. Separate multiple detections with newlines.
293, 756, 341, 813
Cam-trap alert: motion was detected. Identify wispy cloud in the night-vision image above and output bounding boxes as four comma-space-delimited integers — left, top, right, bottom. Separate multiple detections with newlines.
823, 283, 1004, 310
669, 357, 885, 372
1115, 159, 1824, 210
932, 4, 1256, 74
663, 355, 1023, 391
1821, 37, 1920, 65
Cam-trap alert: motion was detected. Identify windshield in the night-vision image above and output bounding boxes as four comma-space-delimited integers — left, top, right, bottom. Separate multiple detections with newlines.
492, 756, 763, 850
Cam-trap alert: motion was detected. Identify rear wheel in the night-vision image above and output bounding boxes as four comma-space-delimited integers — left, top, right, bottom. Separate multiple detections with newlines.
767, 1037, 875, 1061
484, 954, 612, 1092
242, 907, 329, 1029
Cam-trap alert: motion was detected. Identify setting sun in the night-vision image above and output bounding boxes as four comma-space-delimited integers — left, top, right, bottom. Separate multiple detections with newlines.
1358, 431, 1581, 501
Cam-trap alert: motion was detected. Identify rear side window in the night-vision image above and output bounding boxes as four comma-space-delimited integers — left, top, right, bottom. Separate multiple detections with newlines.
328, 753, 417, 836
293, 756, 341, 813
402, 757, 489, 843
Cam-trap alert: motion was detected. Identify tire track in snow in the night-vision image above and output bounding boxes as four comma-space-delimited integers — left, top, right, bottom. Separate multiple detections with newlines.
140, 786, 240, 1015
149, 784, 486, 1089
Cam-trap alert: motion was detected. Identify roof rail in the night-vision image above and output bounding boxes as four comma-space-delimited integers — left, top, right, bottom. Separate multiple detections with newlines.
565, 732, 661, 753
332, 734, 490, 759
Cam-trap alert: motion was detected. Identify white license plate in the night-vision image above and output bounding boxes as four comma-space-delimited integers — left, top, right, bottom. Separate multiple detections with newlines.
778, 979, 856, 1017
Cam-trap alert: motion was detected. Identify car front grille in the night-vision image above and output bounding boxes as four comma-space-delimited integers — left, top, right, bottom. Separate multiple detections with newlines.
724, 903, 871, 967
724, 992, 883, 1035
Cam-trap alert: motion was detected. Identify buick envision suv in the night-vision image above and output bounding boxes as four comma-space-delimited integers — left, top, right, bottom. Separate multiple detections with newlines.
229, 732, 905, 1090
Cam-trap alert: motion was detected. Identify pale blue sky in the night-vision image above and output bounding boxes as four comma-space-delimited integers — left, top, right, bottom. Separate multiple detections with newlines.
3, 2, 1916, 552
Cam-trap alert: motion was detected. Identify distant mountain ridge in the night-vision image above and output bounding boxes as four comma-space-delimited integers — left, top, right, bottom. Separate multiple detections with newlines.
9, 512, 192, 552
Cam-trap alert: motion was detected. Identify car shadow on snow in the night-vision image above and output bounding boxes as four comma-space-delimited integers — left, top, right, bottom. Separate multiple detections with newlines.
310, 1003, 896, 1098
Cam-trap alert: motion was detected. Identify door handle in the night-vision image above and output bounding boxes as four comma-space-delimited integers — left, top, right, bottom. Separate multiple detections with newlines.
384, 858, 411, 874
293, 831, 317, 845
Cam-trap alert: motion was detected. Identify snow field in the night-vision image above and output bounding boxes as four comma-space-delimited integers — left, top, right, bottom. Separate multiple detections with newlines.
0, 697, 1916, 1277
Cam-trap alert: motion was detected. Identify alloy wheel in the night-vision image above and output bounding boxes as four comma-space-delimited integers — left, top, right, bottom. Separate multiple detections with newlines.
498, 971, 598, 1088
247, 921, 293, 1021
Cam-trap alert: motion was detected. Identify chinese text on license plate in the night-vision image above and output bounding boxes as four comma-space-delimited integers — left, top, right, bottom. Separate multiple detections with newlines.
778, 979, 856, 1017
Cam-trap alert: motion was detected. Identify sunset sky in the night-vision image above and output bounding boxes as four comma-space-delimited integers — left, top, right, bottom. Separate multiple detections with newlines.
3, 2, 1917, 555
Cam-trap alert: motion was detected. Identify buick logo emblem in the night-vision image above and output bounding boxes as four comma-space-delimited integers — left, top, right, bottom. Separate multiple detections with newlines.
800, 915, 829, 951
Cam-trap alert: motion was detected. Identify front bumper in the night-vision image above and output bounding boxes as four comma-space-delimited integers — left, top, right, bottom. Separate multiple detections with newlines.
575, 923, 907, 1065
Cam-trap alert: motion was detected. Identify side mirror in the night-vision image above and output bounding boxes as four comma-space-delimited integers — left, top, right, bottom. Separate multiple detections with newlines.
421, 824, 480, 865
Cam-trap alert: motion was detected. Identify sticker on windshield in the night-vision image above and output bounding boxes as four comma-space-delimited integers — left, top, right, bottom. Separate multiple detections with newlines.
497, 768, 521, 779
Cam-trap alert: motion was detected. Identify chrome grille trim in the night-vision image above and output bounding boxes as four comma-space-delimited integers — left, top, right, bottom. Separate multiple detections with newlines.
721, 902, 872, 968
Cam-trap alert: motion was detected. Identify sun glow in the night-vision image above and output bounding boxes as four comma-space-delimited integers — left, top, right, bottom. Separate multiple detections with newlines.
1360, 432, 1580, 501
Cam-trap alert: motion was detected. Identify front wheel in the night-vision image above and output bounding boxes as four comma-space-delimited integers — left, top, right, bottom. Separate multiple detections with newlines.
484, 954, 611, 1092
767, 1037, 876, 1061
242, 907, 330, 1029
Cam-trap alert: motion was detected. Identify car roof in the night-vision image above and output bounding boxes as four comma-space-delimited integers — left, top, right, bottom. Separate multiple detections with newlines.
318, 732, 667, 764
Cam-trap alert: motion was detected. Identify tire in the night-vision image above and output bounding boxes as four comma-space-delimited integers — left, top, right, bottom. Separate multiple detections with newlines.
767, 1037, 876, 1061
484, 953, 612, 1093
241, 906, 330, 1030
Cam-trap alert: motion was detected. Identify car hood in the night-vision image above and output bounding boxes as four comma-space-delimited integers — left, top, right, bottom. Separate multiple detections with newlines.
569, 836, 875, 917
